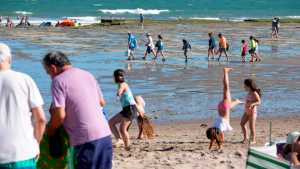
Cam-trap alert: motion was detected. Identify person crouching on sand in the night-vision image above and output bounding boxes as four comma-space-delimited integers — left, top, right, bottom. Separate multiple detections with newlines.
240, 78, 261, 144
182, 39, 191, 62
206, 68, 243, 150
109, 69, 138, 151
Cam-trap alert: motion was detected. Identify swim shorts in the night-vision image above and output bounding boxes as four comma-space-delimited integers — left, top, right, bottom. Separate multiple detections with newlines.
120, 105, 138, 120
74, 136, 112, 169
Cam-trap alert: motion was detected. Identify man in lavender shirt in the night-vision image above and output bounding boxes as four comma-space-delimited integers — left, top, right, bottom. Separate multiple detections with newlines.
42, 51, 112, 169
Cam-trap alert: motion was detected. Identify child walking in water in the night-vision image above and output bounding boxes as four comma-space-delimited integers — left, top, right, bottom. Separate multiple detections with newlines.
217, 33, 229, 62
241, 40, 248, 63
154, 34, 165, 62
206, 68, 242, 150
254, 38, 262, 62
208, 32, 217, 60
182, 39, 191, 62
109, 69, 138, 151
240, 79, 261, 144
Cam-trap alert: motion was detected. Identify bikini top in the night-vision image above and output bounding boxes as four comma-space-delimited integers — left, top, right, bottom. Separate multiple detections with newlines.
218, 101, 230, 112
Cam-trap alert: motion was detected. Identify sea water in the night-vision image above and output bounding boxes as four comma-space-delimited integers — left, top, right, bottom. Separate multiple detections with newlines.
0, 0, 300, 25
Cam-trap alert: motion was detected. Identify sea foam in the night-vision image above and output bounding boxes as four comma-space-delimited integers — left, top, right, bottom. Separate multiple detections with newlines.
98, 8, 169, 15
15, 11, 33, 15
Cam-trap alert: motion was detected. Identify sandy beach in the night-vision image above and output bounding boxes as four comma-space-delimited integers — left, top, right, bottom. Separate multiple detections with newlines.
113, 116, 300, 169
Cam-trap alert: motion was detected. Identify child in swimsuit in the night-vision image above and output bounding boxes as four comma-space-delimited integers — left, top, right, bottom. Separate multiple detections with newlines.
154, 34, 165, 62
208, 32, 217, 60
217, 33, 229, 62
207, 68, 242, 150
240, 79, 261, 144
241, 40, 248, 63
109, 69, 138, 151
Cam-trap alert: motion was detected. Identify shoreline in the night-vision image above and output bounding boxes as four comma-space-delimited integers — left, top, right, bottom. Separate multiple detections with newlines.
75, 18, 300, 27
113, 116, 300, 169
3, 17, 300, 28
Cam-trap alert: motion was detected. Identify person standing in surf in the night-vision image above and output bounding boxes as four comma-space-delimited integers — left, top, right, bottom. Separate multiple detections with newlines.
139, 13, 144, 29
182, 39, 191, 62
272, 17, 280, 39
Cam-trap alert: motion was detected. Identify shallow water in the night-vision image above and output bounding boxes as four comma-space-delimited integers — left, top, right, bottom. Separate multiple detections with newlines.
0, 23, 300, 122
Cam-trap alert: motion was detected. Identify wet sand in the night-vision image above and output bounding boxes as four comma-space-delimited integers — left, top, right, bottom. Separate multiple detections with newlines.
113, 116, 300, 169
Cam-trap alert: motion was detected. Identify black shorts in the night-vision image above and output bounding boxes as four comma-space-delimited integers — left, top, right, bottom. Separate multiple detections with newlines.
219, 47, 226, 52
209, 46, 216, 50
249, 48, 256, 54
120, 105, 138, 120
146, 47, 153, 54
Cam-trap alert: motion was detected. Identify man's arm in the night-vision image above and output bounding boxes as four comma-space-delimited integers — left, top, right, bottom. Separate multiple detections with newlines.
47, 107, 66, 136
31, 107, 46, 143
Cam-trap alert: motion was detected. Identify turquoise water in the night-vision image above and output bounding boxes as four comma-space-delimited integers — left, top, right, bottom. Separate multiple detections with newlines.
1, 0, 300, 24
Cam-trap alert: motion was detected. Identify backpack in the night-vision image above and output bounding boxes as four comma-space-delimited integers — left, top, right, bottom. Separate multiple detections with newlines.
226, 42, 230, 51
129, 37, 137, 49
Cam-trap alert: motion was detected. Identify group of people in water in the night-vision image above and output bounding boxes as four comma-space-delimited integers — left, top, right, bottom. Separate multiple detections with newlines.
0, 16, 80, 28
0, 16, 31, 29
127, 31, 262, 63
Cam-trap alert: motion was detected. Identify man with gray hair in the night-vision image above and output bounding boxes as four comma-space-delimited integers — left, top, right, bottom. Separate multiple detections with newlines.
42, 51, 112, 169
0, 43, 46, 169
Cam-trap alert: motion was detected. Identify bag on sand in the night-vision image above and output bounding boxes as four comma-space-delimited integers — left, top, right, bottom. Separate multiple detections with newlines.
37, 126, 75, 169
138, 115, 155, 139
226, 43, 230, 51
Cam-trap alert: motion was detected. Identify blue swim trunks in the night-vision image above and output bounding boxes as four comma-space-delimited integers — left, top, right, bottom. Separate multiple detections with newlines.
74, 136, 112, 169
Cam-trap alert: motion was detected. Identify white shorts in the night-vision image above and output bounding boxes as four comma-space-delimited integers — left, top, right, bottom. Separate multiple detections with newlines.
214, 116, 233, 132
128, 49, 134, 57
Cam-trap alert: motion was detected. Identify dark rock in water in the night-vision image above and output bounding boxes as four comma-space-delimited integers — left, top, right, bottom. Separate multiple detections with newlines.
244, 19, 256, 22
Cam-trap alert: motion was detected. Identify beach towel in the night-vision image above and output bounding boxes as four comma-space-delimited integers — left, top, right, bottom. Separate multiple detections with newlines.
246, 147, 290, 169
37, 127, 74, 169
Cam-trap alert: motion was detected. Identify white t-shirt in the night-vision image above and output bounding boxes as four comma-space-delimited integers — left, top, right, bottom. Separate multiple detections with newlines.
0, 70, 44, 163
146, 36, 155, 49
